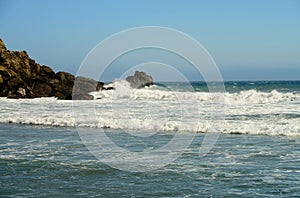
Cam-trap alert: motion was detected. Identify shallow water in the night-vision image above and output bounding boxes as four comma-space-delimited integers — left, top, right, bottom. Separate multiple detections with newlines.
1, 124, 300, 197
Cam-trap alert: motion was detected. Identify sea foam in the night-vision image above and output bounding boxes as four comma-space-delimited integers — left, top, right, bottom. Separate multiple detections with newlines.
0, 81, 299, 136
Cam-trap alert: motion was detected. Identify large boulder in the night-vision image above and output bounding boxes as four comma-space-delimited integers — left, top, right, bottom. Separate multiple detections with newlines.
72, 76, 105, 100
125, 71, 154, 88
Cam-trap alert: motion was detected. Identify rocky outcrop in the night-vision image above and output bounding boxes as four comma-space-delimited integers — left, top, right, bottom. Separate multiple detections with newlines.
72, 76, 105, 100
0, 38, 153, 99
126, 71, 154, 88
0, 38, 104, 100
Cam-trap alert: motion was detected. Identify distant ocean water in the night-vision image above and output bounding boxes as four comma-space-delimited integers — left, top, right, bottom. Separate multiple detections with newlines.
0, 81, 300, 196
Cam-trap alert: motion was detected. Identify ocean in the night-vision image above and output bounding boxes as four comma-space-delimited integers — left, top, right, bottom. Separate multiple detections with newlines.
1, 81, 300, 197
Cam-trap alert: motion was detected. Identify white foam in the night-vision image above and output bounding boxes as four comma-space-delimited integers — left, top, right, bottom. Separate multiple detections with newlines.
0, 84, 299, 136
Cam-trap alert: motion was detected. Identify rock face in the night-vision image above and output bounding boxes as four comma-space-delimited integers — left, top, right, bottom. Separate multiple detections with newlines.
72, 76, 105, 100
0, 38, 153, 99
125, 71, 154, 88
0, 38, 103, 100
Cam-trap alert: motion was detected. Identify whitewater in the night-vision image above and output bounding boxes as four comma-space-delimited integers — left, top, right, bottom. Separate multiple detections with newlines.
0, 81, 299, 136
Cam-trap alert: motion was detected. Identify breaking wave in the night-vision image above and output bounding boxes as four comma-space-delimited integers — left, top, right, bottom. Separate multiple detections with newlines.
0, 80, 299, 136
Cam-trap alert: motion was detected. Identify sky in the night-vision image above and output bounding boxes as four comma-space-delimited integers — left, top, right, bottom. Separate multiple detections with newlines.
0, 0, 300, 81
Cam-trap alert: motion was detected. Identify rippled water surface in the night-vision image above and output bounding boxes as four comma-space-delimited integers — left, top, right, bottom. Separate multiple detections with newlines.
1, 124, 300, 197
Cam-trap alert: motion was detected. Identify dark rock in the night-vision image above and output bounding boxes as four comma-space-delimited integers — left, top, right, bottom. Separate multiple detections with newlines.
8, 77, 25, 88
0, 39, 152, 100
51, 72, 75, 100
72, 76, 104, 100
125, 71, 154, 88
0, 38, 6, 54
0, 38, 106, 100
56, 71, 75, 82
40, 65, 55, 76
0, 74, 3, 85
105, 86, 115, 90
32, 82, 52, 97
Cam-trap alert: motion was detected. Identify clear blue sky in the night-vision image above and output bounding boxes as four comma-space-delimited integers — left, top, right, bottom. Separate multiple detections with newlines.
0, 0, 299, 81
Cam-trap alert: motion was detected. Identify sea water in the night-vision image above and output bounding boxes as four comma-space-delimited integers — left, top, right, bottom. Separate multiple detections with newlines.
0, 81, 299, 136
0, 81, 300, 197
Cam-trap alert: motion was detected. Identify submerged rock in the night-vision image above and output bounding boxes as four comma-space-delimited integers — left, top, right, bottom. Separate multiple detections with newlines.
125, 71, 154, 88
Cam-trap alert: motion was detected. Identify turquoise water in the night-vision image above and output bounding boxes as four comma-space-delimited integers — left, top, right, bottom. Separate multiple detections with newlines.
1, 124, 300, 197
155, 81, 300, 93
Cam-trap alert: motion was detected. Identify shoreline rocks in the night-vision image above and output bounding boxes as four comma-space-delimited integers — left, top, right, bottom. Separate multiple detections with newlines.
0, 38, 154, 100
0, 38, 104, 100
126, 71, 154, 88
